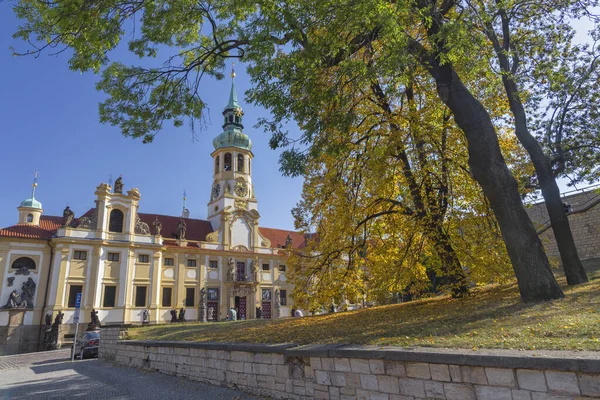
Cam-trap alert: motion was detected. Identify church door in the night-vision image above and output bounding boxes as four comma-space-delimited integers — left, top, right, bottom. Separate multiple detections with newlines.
236, 262, 246, 281
235, 296, 247, 320
207, 302, 219, 321
261, 301, 271, 319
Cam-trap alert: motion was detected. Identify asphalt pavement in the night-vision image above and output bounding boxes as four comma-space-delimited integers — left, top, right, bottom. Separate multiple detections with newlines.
0, 349, 265, 399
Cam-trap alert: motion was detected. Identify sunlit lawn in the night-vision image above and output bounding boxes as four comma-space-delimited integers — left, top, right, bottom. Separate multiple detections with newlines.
127, 277, 600, 351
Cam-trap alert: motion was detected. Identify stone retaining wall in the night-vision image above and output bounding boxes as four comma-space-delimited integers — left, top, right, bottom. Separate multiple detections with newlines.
100, 325, 600, 400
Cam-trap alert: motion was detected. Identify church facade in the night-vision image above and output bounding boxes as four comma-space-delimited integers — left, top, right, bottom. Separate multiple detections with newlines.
0, 74, 303, 354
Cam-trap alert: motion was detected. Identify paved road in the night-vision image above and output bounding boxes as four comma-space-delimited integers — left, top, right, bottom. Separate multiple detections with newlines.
0, 350, 265, 399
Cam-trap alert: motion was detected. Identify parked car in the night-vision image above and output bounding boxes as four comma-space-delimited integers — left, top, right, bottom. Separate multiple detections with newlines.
74, 331, 100, 359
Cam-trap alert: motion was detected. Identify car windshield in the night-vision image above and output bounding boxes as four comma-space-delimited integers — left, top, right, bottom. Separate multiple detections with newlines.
84, 332, 100, 339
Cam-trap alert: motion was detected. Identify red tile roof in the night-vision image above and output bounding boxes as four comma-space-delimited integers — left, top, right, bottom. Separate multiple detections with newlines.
0, 212, 306, 249
0, 216, 62, 240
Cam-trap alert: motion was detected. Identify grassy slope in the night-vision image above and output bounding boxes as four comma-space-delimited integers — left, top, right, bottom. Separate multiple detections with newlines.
127, 279, 600, 351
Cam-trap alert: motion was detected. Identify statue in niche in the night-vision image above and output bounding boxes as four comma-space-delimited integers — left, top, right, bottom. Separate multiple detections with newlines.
45, 313, 52, 326
20, 278, 36, 308
7, 277, 15, 287
227, 257, 236, 281
153, 217, 162, 236
62, 206, 75, 227
4, 290, 19, 308
114, 175, 124, 193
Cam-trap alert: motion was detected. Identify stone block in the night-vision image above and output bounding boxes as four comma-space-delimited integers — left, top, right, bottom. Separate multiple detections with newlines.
293, 385, 306, 396
474, 385, 512, 400
370, 393, 389, 400
277, 365, 290, 379
430, 364, 450, 382
531, 393, 572, 400
258, 363, 276, 376
335, 358, 352, 372
360, 374, 379, 391
322, 357, 336, 371
443, 383, 476, 400
311, 357, 323, 370
485, 367, 517, 388
351, 358, 372, 374
316, 370, 332, 386
305, 366, 315, 379
517, 369, 548, 392
449, 365, 461, 382
331, 372, 348, 387
315, 389, 330, 400
461, 366, 488, 385
345, 372, 362, 388
378, 375, 400, 394
272, 354, 285, 364
389, 396, 414, 400
340, 387, 356, 396
512, 389, 533, 400
356, 389, 370, 400
384, 361, 407, 377
406, 362, 430, 380
329, 386, 341, 400
579, 373, 600, 397
545, 371, 580, 395
370, 360, 385, 375
399, 379, 425, 398
424, 381, 445, 399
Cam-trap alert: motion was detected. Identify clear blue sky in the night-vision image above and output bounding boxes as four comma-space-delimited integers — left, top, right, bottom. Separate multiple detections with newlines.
0, 6, 303, 230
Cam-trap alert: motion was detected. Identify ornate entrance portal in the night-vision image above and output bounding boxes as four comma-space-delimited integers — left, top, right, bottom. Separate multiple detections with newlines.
235, 296, 247, 320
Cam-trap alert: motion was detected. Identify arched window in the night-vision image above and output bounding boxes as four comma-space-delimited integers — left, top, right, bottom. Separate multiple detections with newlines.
237, 154, 244, 172
215, 155, 220, 174
26, 214, 33, 223
109, 209, 124, 233
12, 257, 35, 270
228, 115, 233, 123
235, 116, 240, 124
224, 153, 232, 171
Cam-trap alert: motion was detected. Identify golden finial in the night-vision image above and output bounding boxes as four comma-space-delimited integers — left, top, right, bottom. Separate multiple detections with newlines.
231, 62, 236, 79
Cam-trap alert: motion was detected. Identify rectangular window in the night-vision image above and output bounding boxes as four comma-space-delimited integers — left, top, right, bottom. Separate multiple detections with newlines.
135, 286, 147, 307
185, 288, 195, 307
164, 257, 174, 266
278, 265, 286, 272
67, 285, 83, 308
107, 252, 120, 262
262, 263, 270, 271
138, 254, 149, 263
280, 289, 287, 306
162, 287, 173, 307
103, 285, 117, 308
73, 250, 87, 261
187, 259, 197, 267
207, 288, 219, 301
209, 260, 218, 269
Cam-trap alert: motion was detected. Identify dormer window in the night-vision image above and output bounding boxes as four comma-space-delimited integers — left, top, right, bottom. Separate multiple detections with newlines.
109, 209, 124, 233
224, 153, 232, 171
26, 214, 33, 223
237, 154, 244, 172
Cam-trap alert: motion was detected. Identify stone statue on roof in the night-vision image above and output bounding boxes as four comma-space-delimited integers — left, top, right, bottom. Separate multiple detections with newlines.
177, 218, 186, 240
114, 175, 124, 194
153, 217, 162, 236
62, 206, 75, 227
285, 234, 293, 248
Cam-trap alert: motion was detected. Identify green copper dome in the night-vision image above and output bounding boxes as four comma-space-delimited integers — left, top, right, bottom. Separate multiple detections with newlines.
213, 127, 252, 151
20, 197, 42, 209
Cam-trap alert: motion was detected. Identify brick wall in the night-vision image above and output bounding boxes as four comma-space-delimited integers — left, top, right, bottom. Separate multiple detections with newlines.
526, 189, 600, 263
100, 326, 600, 399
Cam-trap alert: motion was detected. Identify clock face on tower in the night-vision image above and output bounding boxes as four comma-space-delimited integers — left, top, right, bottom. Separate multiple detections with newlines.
234, 178, 248, 197
212, 183, 220, 199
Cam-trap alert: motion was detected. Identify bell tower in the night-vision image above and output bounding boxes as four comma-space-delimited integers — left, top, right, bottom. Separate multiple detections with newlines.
208, 66, 257, 231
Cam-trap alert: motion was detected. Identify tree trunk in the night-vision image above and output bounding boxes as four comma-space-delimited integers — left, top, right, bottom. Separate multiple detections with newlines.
430, 225, 469, 297
502, 78, 588, 285
430, 64, 564, 302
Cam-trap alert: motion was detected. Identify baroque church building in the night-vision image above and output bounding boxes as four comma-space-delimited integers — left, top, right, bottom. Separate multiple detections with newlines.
0, 73, 303, 354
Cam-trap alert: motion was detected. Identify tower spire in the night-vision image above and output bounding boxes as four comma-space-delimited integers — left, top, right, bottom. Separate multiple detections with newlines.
182, 189, 190, 218
227, 62, 239, 110
31, 170, 38, 199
